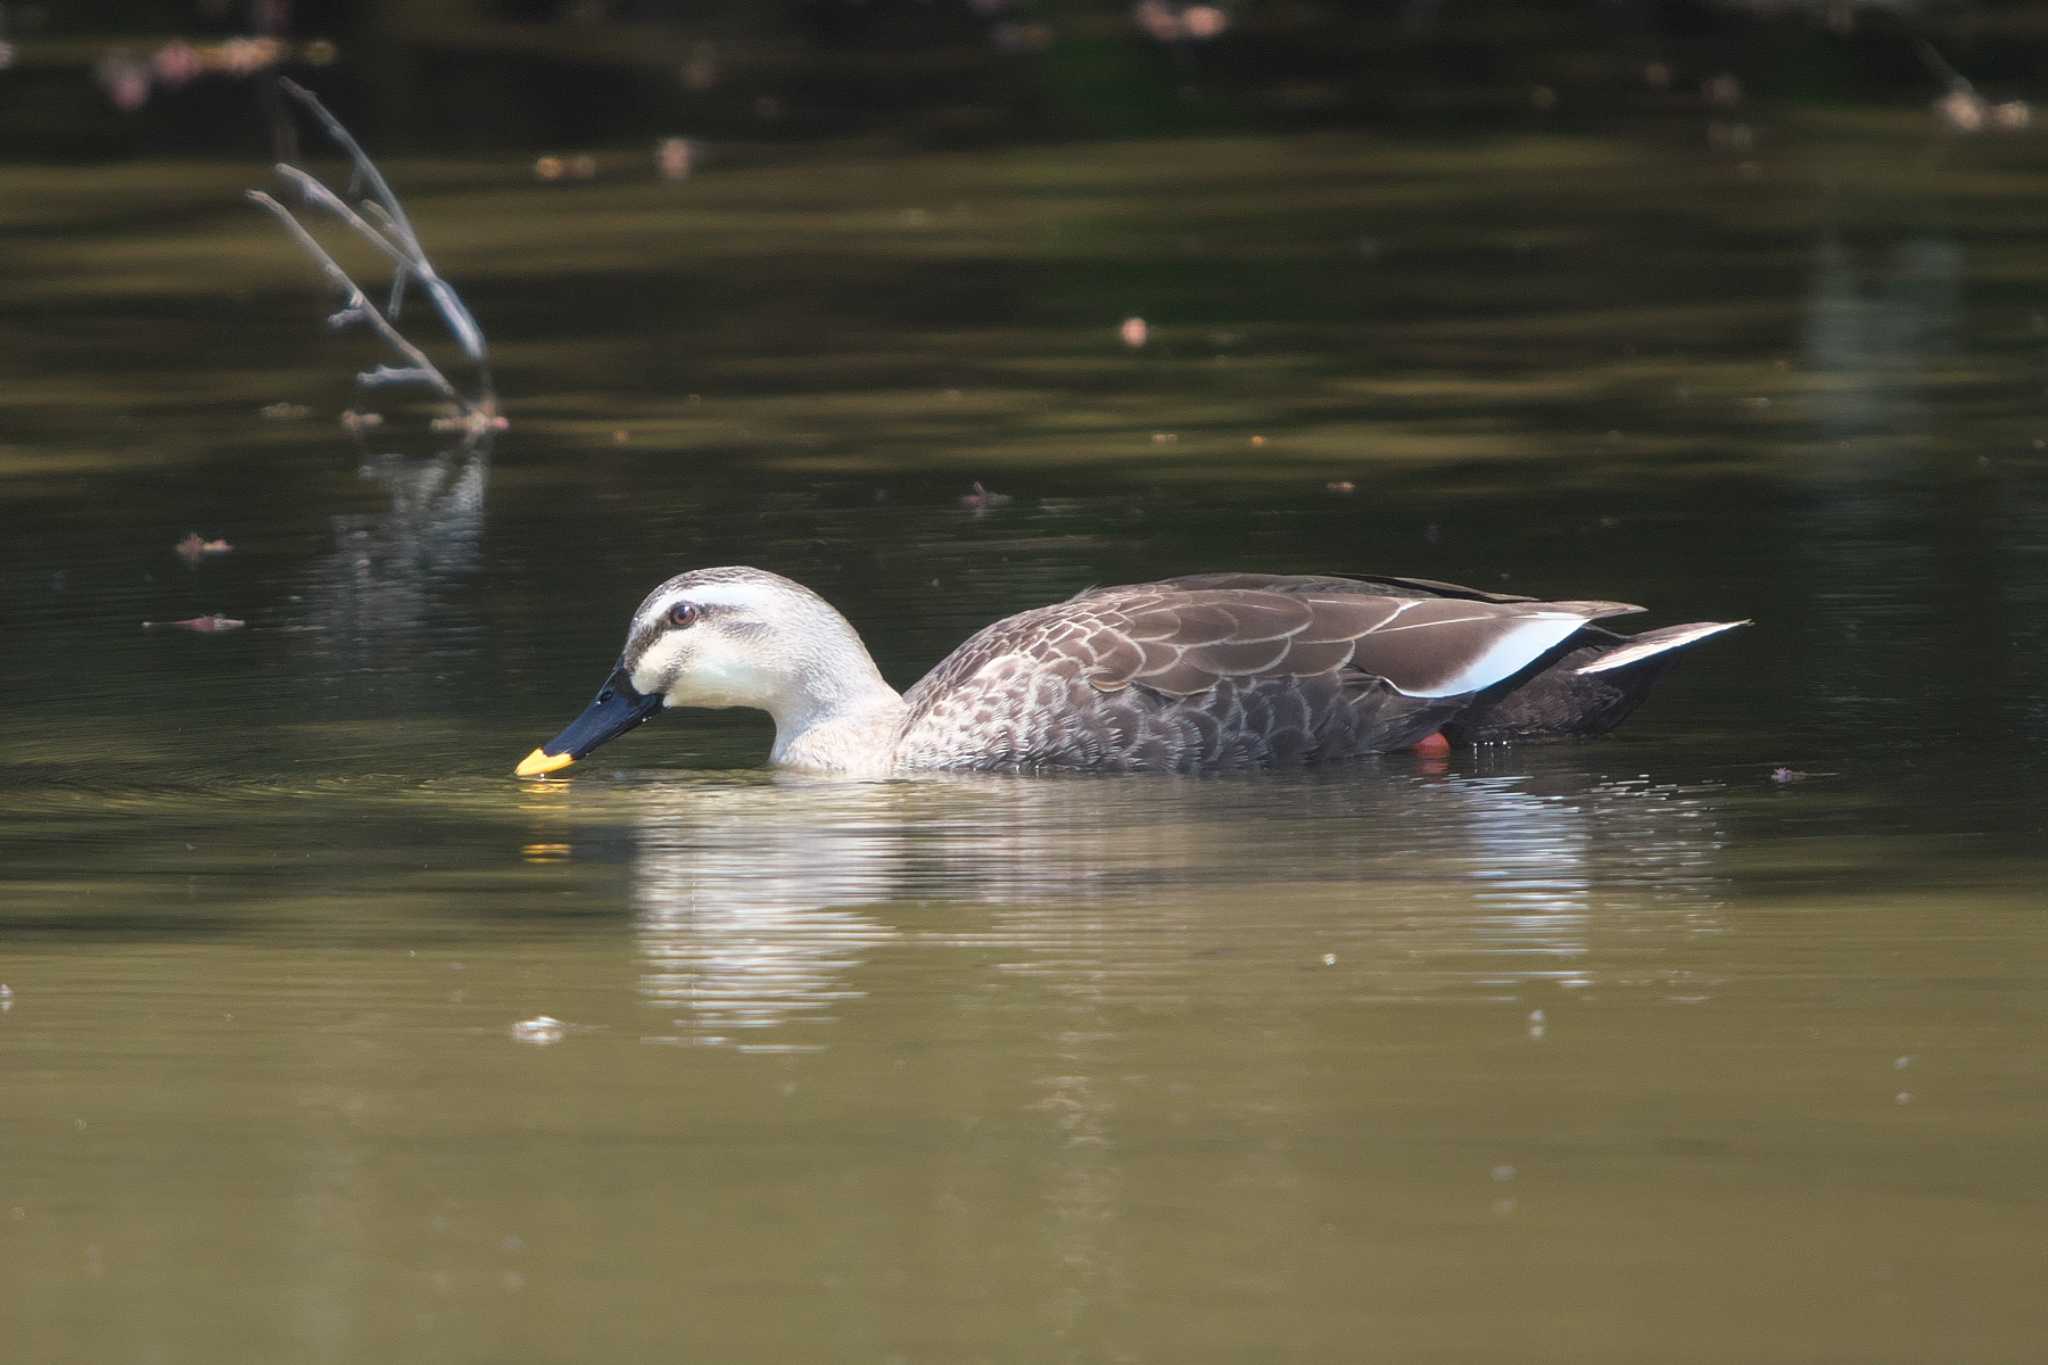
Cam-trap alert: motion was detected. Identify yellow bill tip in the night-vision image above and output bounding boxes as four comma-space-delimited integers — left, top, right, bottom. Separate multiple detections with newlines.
515, 747, 577, 779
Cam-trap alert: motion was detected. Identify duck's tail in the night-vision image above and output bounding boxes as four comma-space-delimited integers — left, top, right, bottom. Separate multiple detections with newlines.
1575, 619, 1750, 676
1443, 618, 1749, 744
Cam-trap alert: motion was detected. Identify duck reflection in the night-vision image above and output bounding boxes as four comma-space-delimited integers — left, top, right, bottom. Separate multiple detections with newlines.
1440, 768, 1727, 993
618, 759, 1731, 1048
629, 777, 905, 1051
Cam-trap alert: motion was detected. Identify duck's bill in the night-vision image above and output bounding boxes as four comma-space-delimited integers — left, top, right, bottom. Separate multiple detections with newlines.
515, 665, 663, 778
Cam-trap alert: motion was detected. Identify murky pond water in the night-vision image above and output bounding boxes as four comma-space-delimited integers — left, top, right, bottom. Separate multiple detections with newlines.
5, 94, 2047, 1361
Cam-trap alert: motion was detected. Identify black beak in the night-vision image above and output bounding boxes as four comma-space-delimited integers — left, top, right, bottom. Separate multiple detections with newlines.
515, 662, 663, 777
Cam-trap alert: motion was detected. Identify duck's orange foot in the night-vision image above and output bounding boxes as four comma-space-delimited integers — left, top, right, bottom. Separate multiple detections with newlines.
1411, 731, 1451, 757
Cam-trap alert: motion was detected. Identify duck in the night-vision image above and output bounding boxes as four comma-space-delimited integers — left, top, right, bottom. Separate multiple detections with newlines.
514, 567, 1745, 779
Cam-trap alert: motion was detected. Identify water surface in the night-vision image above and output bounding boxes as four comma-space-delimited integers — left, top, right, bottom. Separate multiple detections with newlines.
4, 101, 2047, 1362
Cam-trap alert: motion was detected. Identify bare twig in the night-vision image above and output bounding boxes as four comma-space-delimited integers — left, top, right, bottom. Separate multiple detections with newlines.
247, 189, 466, 408
1913, 38, 1971, 94
278, 79, 489, 366
251, 79, 497, 426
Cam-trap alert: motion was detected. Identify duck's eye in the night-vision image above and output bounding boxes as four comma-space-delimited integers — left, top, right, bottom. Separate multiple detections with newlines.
668, 602, 699, 629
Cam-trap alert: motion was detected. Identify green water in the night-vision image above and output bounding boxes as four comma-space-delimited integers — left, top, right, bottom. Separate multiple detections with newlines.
5, 102, 2048, 1362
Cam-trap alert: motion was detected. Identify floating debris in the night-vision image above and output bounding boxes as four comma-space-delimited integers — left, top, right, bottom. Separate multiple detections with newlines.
992, 21, 1054, 54
1119, 316, 1149, 348
511, 1015, 566, 1045
96, 51, 152, 111
1134, 0, 1229, 42
143, 615, 246, 633
1702, 72, 1743, 110
174, 533, 233, 563
959, 481, 1012, 511
1931, 93, 2028, 134
1920, 41, 2032, 135
430, 409, 510, 436
533, 155, 596, 182
1769, 766, 1837, 784
1935, 88, 1987, 133
339, 409, 385, 433
1707, 121, 1756, 153
153, 41, 202, 89
681, 42, 720, 92
1325, 480, 1356, 495
655, 137, 695, 181
259, 401, 311, 421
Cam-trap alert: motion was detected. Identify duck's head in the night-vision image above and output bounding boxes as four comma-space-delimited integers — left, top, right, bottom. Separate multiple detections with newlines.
514, 567, 889, 777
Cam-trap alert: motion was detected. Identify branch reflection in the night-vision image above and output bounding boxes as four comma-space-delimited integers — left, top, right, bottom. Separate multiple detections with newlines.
296, 437, 489, 702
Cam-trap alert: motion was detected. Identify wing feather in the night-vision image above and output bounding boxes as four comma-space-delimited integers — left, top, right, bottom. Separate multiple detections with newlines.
1007, 589, 1643, 700
898, 579, 1667, 770
1346, 597, 1627, 698
1215, 594, 1314, 641
1187, 635, 1296, 677
1078, 571, 1542, 604
1137, 603, 1239, 647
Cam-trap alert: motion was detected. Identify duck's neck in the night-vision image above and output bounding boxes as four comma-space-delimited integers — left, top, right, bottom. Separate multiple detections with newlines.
765, 644, 907, 778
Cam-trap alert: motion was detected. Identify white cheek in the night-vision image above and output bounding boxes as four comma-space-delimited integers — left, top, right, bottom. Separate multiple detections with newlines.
639, 633, 772, 709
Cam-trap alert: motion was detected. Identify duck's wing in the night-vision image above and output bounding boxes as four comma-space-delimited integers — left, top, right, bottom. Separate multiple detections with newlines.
1073, 589, 1642, 700
1085, 572, 1749, 743
897, 587, 1644, 771
1077, 571, 1539, 604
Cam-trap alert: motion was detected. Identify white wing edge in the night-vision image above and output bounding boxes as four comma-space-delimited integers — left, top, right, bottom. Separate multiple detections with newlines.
1574, 620, 1751, 675
1384, 612, 1597, 699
